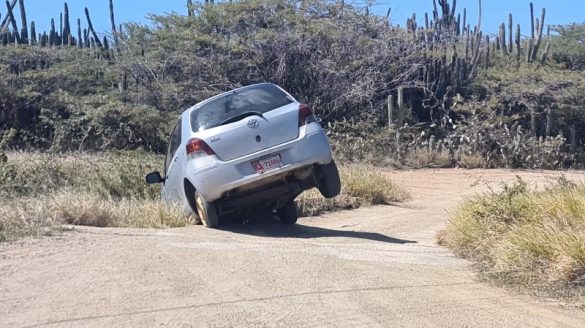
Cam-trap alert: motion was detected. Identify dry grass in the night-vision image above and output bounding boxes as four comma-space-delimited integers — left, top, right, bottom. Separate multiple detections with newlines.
298, 165, 411, 217
52, 193, 193, 228
440, 178, 585, 296
0, 192, 192, 243
403, 148, 453, 168
0, 197, 60, 242
1, 152, 410, 242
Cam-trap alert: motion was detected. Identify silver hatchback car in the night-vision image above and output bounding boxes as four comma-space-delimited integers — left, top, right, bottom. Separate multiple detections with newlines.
146, 83, 341, 228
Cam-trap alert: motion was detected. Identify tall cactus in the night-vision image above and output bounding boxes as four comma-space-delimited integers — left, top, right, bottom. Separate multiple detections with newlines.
541, 40, 551, 64
530, 7, 545, 62
30, 21, 35, 45
499, 23, 507, 55
63, 2, 71, 45
515, 24, 521, 67
397, 87, 406, 127
526, 38, 533, 62
18, 0, 27, 44
5, 0, 20, 44
508, 13, 513, 53
59, 12, 63, 45
109, 0, 118, 47
77, 18, 82, 48
1, 0, 17, 33
462, 8, 466, 34
83, 28, 89, 48
530, 3, 535, 40
85, 7, 103, 48
49, 18, 56, 46
187, 0, 194, 16
485, 35, 490, 69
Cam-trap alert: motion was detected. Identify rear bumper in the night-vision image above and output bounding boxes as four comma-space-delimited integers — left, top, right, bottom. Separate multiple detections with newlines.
185, 123, 332, 202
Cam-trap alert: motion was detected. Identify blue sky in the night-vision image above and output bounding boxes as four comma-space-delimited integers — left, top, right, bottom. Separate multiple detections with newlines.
12, 1, 585, 37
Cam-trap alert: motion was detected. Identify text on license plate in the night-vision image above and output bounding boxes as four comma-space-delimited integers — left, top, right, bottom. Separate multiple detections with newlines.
252, 154, 282, 174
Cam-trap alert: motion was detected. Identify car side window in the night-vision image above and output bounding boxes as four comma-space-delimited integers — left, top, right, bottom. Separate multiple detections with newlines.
165, 118, 182, 173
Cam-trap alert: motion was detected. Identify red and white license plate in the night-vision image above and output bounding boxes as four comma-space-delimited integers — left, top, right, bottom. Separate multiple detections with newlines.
252, 154, 282, 174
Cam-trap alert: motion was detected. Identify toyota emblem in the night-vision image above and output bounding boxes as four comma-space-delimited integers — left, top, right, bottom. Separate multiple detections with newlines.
247, 119, 259, 129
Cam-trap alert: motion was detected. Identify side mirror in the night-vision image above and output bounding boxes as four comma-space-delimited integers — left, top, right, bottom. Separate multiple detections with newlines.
145, 171, 165, 184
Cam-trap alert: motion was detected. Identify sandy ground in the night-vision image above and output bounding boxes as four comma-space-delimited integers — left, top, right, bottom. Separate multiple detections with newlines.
1, 169, 585, 328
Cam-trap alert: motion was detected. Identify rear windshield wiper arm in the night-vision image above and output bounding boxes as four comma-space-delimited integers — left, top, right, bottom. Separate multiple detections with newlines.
218, 111, 266, 127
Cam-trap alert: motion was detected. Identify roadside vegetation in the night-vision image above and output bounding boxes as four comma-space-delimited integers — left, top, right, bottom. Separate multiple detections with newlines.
0, 152, 409, 242
298, 165, 411, 216
1, 0, 585, 169
440, 178, 585, 299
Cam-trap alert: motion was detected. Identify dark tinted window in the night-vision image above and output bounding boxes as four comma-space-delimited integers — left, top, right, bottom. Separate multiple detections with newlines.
190, 84, 294, 132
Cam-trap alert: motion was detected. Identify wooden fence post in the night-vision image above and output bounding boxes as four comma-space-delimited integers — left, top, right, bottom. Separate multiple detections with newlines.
570, 124, 577, 153
397, 87, 405, 127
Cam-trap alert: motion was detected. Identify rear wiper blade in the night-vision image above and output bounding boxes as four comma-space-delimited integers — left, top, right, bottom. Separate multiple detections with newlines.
218, 111, 266, 127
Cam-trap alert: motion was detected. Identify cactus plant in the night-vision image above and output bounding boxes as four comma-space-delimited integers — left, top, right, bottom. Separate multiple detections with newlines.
83, 28, 89, 48
541, 40, 551, 64
499, 23, 508, 55
508, 13, 513, 53
40, 31, 47, 47
530, 8, 545, 62
59, 12, 63, 45
187, 0, 193, 16
397, 87, 405, 127
63, 2, 71, 44
485, 35, 490, 69
1, 0, 16, 33
388, 95, 394, 128
526, 38, 533, 62
18, 0, 27, 44
530, 2, 534, 40
85, 7, 103, 48
515, 24, 521, 67
49, 18, 56, 46
109, 0, 118, 48
30, 21, 35, 45
76, 18, 81, 48
5, 0, 21, 44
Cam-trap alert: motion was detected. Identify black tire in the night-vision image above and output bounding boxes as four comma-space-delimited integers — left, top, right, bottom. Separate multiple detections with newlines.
195, 192, 220, 228
277, 200, 298, 225
316, 160, 341, 199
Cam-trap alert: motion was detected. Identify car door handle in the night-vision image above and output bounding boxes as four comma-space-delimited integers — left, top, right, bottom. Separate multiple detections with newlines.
173, 157, 178, 163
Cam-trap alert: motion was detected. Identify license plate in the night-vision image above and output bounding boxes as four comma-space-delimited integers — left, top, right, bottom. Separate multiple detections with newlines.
252, 154, 282, 174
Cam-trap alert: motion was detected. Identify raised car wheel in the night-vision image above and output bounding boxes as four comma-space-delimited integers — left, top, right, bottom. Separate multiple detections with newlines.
317, 160, 341, 199
195, 192, 219, 228
277, 200, 298, 225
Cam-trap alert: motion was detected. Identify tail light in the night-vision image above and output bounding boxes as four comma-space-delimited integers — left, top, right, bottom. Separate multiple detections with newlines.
186, 138, 215, 158
299, 104, 316, 127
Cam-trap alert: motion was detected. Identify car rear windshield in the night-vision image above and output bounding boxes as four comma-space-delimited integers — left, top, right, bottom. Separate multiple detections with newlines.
190, 84, 295, 132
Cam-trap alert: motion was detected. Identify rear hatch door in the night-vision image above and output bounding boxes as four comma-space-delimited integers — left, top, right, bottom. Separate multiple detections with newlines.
191, 84, 299, 162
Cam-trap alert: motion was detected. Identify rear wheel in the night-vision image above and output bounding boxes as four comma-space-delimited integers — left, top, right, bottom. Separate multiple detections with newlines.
195, 192, 219, 228
316, 160, 341, 199
277, 200, 298, 225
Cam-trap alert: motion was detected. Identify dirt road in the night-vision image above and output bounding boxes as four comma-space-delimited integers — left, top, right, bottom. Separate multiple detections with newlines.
2, 169, 585, 327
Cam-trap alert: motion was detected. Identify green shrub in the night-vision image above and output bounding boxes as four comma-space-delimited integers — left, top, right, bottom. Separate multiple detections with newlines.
441, 178, 585, 293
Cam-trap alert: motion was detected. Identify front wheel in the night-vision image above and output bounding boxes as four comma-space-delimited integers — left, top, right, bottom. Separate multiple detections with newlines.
316, 160, 341, 199
195, 192, 219, 228
277, 200, 298, 225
